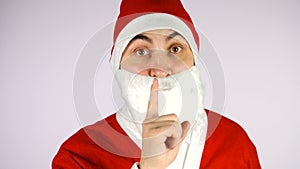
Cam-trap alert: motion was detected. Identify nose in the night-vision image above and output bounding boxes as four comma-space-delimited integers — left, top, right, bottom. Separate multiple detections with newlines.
149, 68, 170, 78
147, 50, 171, 78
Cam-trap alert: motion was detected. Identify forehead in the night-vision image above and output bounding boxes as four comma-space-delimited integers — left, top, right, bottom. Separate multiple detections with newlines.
127, 29, 190, 46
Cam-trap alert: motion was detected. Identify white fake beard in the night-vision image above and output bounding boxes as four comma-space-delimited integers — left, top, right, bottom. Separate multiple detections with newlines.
115, 66, 204, 127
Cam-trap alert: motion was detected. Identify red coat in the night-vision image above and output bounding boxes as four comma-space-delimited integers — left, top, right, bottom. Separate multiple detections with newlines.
52, 110, 261, 168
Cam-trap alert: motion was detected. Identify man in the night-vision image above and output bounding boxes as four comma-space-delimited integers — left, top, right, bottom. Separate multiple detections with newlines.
52, 0, 261, 168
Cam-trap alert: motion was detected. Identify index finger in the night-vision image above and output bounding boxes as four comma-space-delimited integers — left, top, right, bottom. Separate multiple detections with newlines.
144, 78, 159, 122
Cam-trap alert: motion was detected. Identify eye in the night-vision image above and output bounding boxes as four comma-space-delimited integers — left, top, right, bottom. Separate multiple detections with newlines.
135, 48, 150, 56
170, 45, 183, 54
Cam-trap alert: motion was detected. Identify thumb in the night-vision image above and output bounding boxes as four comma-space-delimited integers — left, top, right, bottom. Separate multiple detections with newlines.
181, 121, 190, 140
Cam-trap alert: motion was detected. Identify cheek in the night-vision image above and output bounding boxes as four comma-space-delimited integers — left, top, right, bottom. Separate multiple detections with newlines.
180, 52, 194, 67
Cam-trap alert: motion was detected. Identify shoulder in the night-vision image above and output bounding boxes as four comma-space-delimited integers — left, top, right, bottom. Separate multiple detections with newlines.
55, 113, 138, 154
52, 113, 140, 168
60, 113, 122, 148
201, 109, 261, 169
205, 109, 251, 142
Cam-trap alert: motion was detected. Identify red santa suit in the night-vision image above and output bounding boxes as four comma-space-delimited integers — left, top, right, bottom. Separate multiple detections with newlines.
52, 0, 261, 168
52, 110, 261, 168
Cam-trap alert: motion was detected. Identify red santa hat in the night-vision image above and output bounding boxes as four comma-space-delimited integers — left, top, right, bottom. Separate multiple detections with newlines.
110, 0, 200, 71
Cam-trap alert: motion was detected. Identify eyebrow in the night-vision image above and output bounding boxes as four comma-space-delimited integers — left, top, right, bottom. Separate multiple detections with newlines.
166, 31, 181, 41
129, 34, 152, 44
128, 31, 183, 45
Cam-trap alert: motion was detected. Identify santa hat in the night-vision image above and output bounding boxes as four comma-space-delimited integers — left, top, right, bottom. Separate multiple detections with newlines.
110, 0, 200, 71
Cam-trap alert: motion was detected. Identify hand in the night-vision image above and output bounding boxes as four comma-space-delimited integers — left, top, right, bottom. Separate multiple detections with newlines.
139, 78, 190, 169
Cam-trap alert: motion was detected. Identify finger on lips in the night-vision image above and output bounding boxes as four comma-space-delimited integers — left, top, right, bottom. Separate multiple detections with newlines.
145, 78, 159, 122
142, 78, 190, 150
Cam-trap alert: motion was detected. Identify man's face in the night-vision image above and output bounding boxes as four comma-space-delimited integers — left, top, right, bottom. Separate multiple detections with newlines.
115, 29, 202, 126
120, 29, 194, 77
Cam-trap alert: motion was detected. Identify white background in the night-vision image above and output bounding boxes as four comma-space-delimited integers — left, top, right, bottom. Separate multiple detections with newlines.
1, 0, 299, 168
